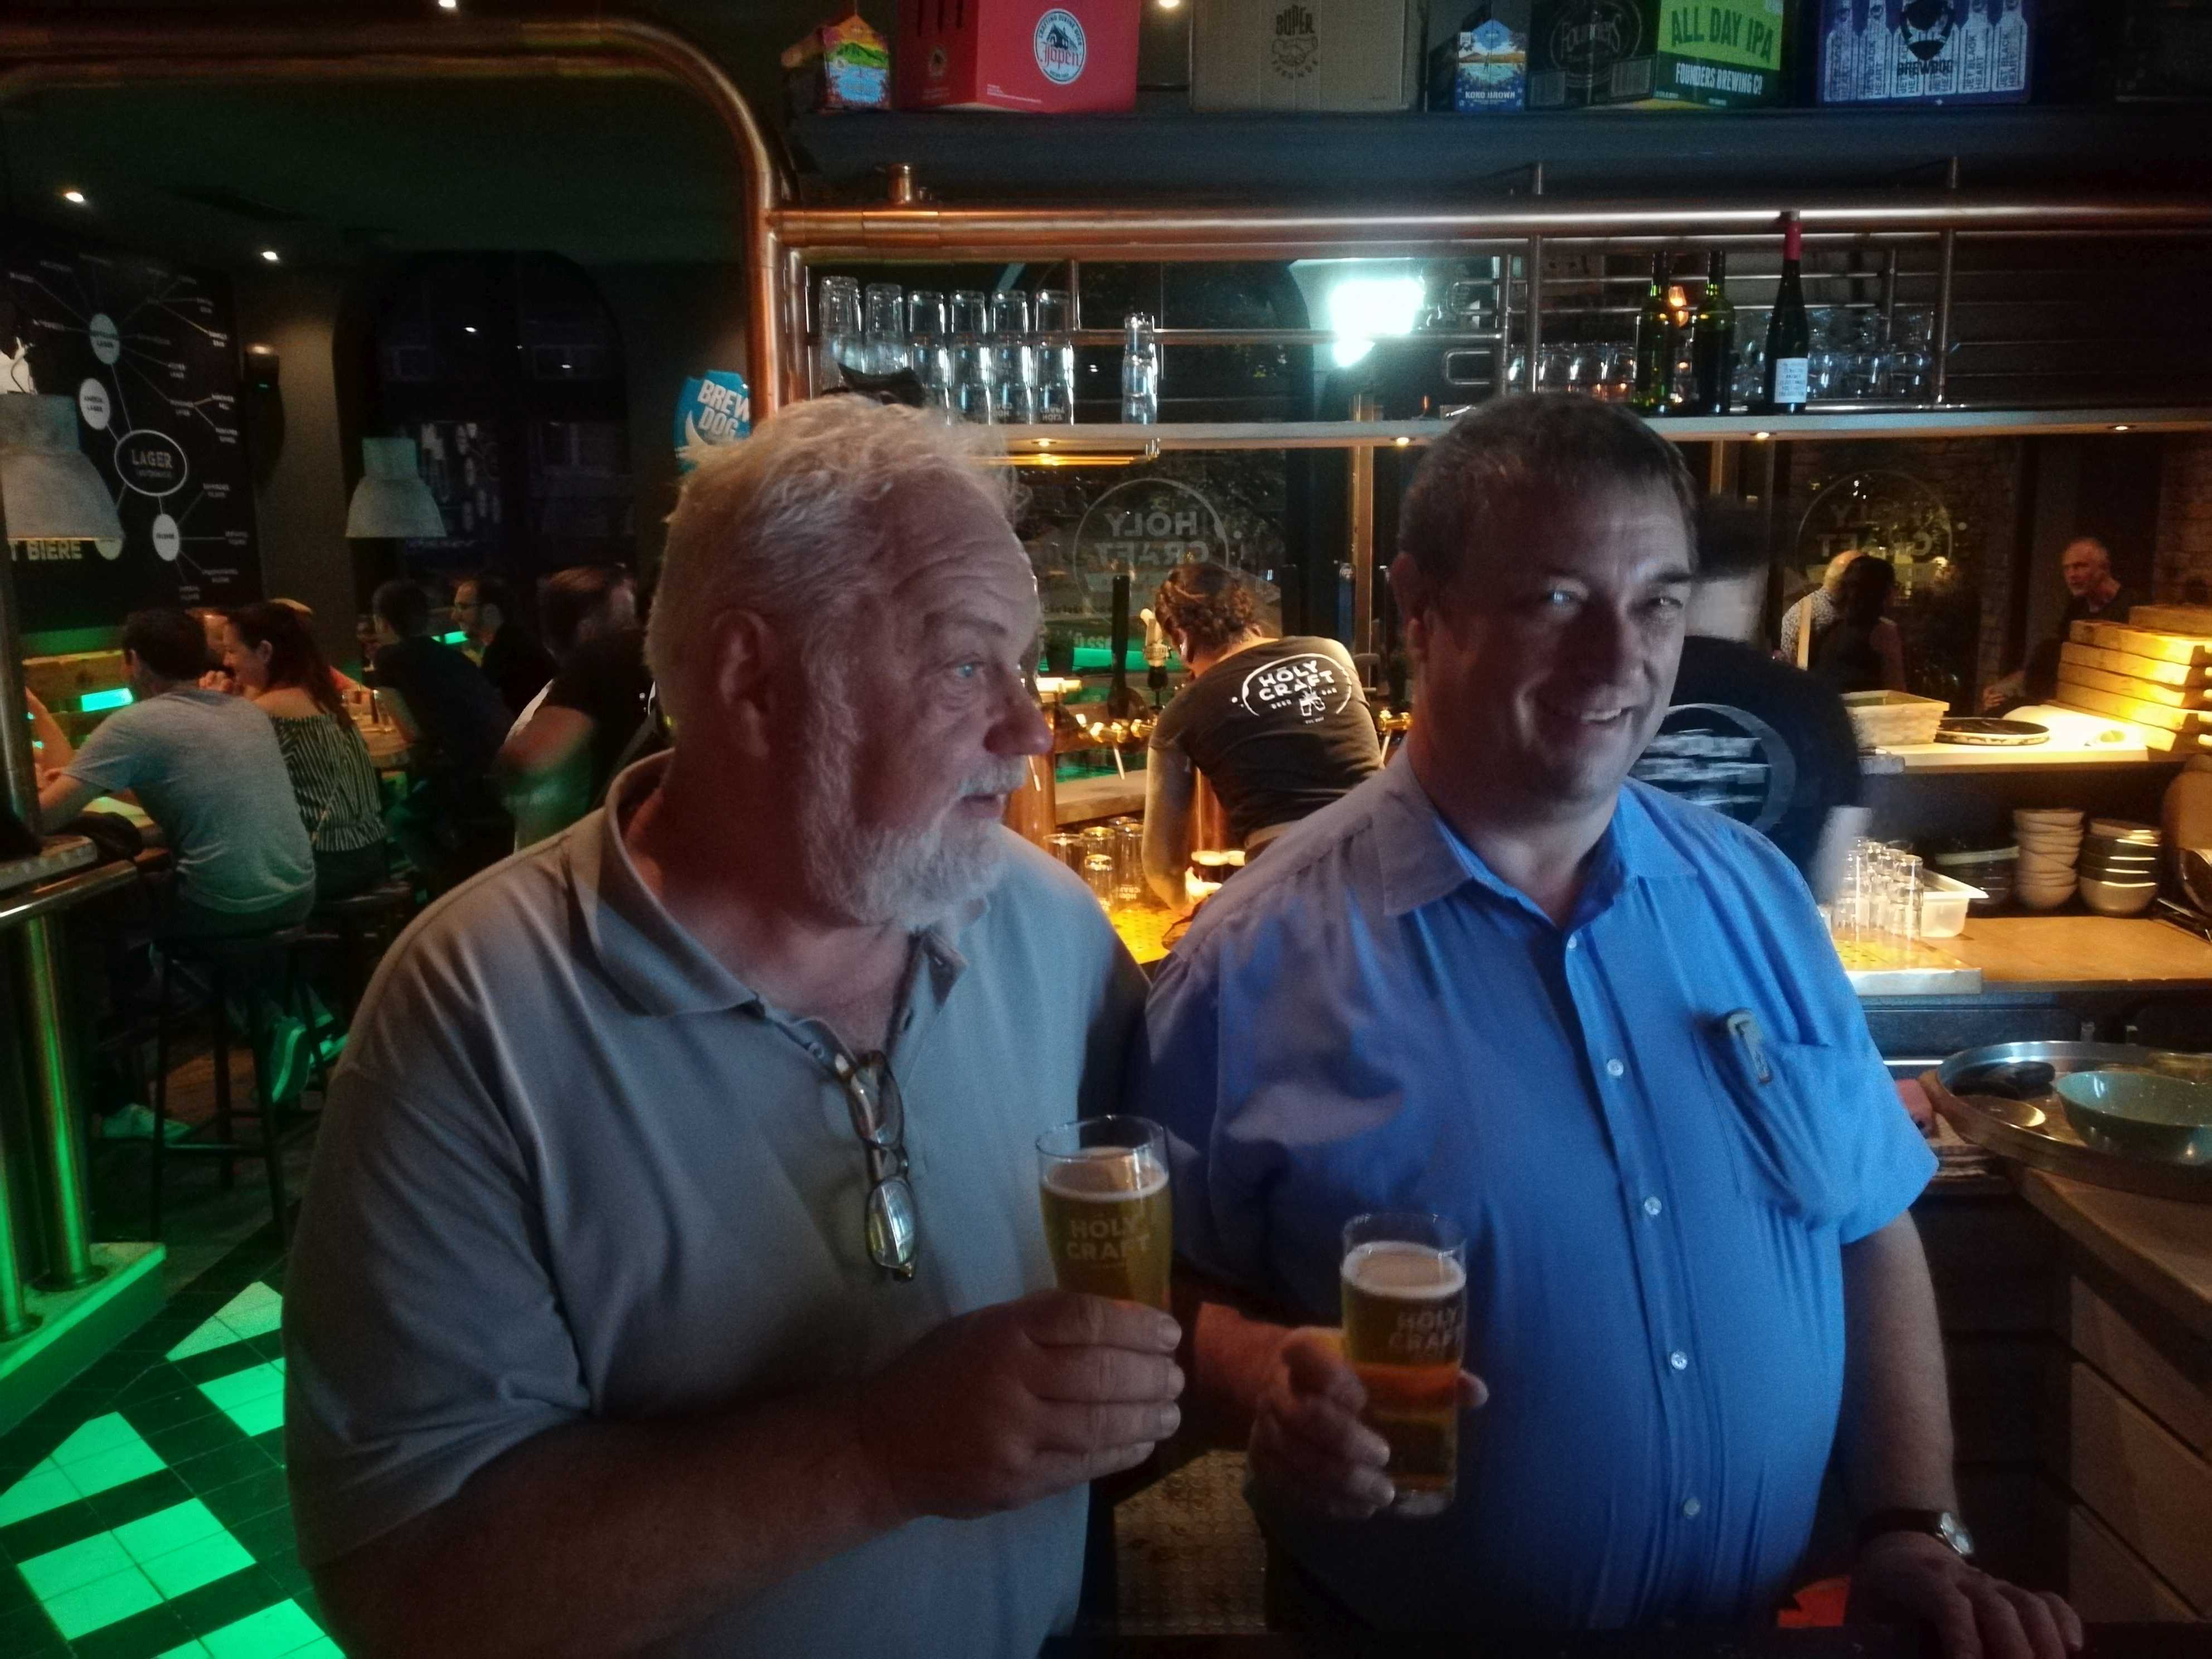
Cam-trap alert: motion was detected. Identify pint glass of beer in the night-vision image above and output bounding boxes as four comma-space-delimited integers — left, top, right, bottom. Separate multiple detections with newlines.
1036, 1117, 1172, 1311
1340, 1211, 1467, 1518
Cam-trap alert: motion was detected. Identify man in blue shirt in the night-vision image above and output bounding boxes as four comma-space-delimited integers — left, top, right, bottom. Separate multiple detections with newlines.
1136, 396, 2078, 1658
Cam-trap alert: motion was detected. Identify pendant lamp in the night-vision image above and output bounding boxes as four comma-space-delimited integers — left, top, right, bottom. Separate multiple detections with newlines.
0, 394, 126, 556
345, 436, 447, 540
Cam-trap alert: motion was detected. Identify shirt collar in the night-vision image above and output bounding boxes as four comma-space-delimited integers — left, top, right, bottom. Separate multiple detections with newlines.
1374, 757, 1695, 924
566, 753, 980, 1019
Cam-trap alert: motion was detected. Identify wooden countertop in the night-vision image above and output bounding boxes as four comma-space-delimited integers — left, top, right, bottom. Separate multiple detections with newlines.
2019, 1169, 2212, 1346
1934, 915, 2212, 991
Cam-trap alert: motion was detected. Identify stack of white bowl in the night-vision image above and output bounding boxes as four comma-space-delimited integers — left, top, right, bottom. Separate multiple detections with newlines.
2014, 808, 2084, 910
2078, 818, 2162, 916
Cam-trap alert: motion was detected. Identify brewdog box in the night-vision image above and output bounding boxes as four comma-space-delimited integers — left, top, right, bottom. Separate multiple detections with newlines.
1809, 0, 2035, 106
1529, 1, 1792, 108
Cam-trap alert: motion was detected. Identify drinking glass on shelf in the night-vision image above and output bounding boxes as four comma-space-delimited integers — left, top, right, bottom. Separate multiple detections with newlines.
951, 288, 991, 338
815, 275, 864, 393
991, 290, 1039, 425
952, 340, 997, 424
1807, 309, 1844, 402
865, 283, 909, 376
1112, 818, 1145, 905
1566, 343, 1605, 398
1602, 343, 1636, 404
1843, 312, 1888, 401
1503, 348, 1529, 393
909, 289, 955, 413
1535, 345, 1574, 393
1733, 333, 1765, 411
1886, 310, 1933, 401
1034, 288, 1076, 425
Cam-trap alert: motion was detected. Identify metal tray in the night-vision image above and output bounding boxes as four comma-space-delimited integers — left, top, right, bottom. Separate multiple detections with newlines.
1923, 1041, 2212, 1204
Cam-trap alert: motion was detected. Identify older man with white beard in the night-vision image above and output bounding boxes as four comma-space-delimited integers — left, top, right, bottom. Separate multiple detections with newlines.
283, 397, 1181, 1658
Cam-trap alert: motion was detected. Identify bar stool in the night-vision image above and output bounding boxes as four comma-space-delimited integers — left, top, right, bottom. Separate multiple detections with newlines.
309, 879, 416, 1026
147, 925, 322, 1244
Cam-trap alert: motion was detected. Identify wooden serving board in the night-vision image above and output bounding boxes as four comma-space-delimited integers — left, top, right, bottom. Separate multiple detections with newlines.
2060, 641, 2211, 690
2055, 680, 2208, 746
2072, 620, 2212, 669
2125, 604, 2212, 637
2059, 662, 2212, 712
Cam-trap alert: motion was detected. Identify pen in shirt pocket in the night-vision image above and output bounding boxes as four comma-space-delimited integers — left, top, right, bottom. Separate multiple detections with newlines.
1723, 1008, 1771, 1086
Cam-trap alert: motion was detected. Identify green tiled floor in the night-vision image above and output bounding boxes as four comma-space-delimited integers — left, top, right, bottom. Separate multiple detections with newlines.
0, 1238, 327, 1658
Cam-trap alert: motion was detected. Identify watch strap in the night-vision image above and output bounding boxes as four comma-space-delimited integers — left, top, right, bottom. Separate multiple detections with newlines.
1855, 1508, 1972, 1556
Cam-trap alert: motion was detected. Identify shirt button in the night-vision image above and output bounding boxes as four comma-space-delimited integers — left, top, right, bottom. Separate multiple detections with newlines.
1605, 1058, 1626, 1079
1682, 1497, 1702, 1519
1669, 1350, 1689, 1372
1643, 1196, 1663, 1218
1566, 937, 1580, 952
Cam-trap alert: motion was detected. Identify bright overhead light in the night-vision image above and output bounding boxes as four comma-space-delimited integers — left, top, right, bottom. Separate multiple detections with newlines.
437, 0, 459, 9
259, 248, 281, 264
1751, 430, 1773, 442
1393, 436, 1411, 447
1156, 0, 1184, 9
463, 325, 478, 334
60, 189, 87, 206
2112, 424, 2132, 432
1325, 275, 1425, 368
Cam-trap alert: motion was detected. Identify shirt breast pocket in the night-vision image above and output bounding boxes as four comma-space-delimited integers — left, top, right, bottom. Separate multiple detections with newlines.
1701, 1010, 1855, 1230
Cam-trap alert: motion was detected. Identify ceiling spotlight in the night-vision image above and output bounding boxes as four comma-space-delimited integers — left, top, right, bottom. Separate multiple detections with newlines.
1156, 0, 1184, 9
2112, 424, 2132, 432
463, 325, 478, 334
1751, 430, 1773, 442
259, 249, 281, 264
1393, 435, 1411, 447
61, 188, 88, 206
438, 0, 459, 9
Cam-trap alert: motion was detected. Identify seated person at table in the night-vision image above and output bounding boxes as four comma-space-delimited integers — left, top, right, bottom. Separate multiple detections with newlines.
225, 602, 389, 901
191, 606, 234, 693
370, 579, 512, 890
1133, 395, 2078, 1658
456, 575, 556, 718
269, 597, 366, 699
496, 564, 652, 848
1140, 562, 1380, 912
37, 607, 314, 936
1983, 535, 2142, 712
1808, 553, 1907, 696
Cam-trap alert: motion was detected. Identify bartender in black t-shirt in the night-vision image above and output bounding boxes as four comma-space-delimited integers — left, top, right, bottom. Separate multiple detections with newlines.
1141, 563, 1380, 912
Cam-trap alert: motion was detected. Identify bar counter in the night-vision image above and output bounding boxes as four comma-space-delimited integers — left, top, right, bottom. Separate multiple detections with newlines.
1046, 1624, 2201, 1657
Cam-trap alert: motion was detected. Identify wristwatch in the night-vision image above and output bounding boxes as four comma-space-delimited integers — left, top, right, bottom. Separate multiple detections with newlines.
1855, 1508, 1975, 1559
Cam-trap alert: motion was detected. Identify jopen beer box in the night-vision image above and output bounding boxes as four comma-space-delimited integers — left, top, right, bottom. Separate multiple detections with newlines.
1530, 1, 1791, 109
894, 0, 1141, 113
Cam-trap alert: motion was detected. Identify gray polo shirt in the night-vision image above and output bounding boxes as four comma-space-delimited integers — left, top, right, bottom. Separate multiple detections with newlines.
284, 754, 1146, 1656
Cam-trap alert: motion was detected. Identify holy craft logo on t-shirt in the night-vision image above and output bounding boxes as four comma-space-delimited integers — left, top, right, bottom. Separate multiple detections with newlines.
1236, 652, 1354, 725
1632, 701, 1796, 835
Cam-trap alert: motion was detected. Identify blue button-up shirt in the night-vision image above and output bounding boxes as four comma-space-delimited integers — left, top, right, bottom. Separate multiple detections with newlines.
1134, 759, 1934, 1632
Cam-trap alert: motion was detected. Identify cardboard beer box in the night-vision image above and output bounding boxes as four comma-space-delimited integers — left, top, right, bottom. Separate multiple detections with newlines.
1191, 0, 1427, 112
1429, 3, 1534, 109
1810, 0, 2033, 105
895, 0, 1141, 113
1529, 1, 1791, 109
781, 8, 892, 114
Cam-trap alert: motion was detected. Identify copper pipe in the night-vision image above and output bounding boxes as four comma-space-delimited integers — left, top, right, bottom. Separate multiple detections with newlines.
773, 198, 2212, 263
0, 14, 790, 418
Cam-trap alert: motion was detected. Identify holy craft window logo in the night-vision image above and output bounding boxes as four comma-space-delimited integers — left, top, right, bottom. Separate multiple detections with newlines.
1271, 3, 1320, 79
1034, 9, 1088, 84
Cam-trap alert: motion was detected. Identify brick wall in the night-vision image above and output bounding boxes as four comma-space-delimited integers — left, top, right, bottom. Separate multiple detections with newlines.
2153, 434, 2212, 605
1779, 437, 2025, 707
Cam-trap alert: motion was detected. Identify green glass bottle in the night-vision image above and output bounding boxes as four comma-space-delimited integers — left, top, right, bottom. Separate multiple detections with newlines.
1687, 250, 1737, 415
1632, 252, 1674, 416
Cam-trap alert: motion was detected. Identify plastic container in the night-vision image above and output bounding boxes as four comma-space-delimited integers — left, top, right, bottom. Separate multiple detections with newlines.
1918, 870, 1986, 939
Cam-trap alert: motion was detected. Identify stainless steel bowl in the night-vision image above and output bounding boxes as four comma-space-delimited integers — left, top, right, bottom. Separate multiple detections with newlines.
2055, 1070, 2212, 1165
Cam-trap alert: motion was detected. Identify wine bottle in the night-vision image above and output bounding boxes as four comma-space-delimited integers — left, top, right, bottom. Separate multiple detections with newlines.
1763, 214, 1811, 415
1688, 250, 1736, 416
1632, 252, 1674, 416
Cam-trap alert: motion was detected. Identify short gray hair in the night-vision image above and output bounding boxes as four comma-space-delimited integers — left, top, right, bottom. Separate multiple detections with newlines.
647, 397, 1012, 729
1398, 394, 1698, 590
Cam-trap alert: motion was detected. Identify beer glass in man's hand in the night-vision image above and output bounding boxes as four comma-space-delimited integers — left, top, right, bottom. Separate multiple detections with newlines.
1036, 1117, 1172, 1311
1340, 1211, 1467, 1517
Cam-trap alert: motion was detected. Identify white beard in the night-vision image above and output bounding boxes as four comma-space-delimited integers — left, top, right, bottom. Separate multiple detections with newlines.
795, 672, 1026, 928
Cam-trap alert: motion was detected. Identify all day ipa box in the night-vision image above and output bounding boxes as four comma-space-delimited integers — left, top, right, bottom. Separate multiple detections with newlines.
1530, 1, 1792, 109
1190, 1, 1427, 112
894, 0, 1141, 113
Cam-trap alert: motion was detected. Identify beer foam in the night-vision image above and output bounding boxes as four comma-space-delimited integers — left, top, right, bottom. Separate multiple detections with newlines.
1341, 1240, 1466, 1299
1044, 1146, 1168, 1202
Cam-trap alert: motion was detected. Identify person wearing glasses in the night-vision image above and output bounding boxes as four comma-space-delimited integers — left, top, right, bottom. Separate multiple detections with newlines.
284, 397, 1181, 1658
1133, 397, 2080, 1659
